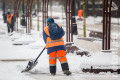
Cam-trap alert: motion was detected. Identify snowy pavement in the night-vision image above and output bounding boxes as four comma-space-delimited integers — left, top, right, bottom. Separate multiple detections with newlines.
0, 62, 120, 80
0, 26, 120, 80
28, 73, 120, 80
0, 13, 120, 80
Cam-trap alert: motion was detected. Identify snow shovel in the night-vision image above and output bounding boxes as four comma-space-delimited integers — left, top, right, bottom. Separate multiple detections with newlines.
21, 47, 45, 73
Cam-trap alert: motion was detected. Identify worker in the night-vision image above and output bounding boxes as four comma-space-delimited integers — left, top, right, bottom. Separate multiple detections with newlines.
78, 9, 83, 20
43, 17, 72, 76
7, 11, 14, 35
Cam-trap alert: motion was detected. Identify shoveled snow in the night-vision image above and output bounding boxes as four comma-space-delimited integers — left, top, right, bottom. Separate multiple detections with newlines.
0, 62, 35, 80
81, 52, 120, 69
12, 34, 37, 45
10, 31, 22, 41
28, 38, 45, 49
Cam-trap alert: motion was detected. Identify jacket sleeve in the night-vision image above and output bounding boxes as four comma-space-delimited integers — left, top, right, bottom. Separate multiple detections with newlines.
43, 30, 48, 43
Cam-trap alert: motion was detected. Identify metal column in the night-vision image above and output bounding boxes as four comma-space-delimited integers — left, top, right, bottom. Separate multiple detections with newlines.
66, 0, 73, 42
21, 0, 26, 26
26, 0, 33, 34
14, 0, 21, 31
102, 0, 112, 50
42, 0, 49, 29
72, 0, 78, 35
3, 0, 6, 23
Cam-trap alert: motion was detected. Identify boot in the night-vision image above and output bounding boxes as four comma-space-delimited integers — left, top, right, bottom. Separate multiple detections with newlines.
61, 63, 69, 71
61, 63, 72, 75
50, 66, 56, 75
63, 70, 72, 75
51, 73, 56, 76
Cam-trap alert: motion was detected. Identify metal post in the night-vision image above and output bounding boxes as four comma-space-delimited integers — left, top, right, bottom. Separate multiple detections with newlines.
50, 0, 52, 17
71, 0, 73, 42
28, 0, 30, 33
108, 0, 112, 49
44, 0, 46, 27
29, 0, 33, 33
47, 0, 49, 20
105, 0, 108, 50
37, 0, 39, 31
102, 0, 112, 50
102, 0, 105, 50
26, 0, 33, 34
42, 0, 44, 29
68, 0, 70, 42
42, 0, 49, 29
21, 0, 26, 26
72, 0, 78, 35
3, 0, 6, 23
66, 0, 68, 42
66, 0, 73, 42
26, 0, 28, 33
14, 1, 17, 31
14, 0, 21, 31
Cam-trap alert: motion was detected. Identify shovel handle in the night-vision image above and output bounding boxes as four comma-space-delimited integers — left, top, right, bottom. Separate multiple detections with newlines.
34, 47, 45, 62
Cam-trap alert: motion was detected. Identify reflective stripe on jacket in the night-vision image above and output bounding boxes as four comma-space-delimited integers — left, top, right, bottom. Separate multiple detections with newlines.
7, 14, 13, 24
44, 24, 65, 48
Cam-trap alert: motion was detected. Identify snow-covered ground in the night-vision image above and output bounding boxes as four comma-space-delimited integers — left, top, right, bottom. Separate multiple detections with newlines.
0, 6, 120, 80
0, 32, 120, 80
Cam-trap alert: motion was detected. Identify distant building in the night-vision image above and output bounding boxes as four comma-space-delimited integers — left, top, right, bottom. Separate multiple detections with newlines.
79, 0, 119, 17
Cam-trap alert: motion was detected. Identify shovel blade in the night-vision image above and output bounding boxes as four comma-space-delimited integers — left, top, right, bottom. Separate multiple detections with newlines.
21, 60, 38, 73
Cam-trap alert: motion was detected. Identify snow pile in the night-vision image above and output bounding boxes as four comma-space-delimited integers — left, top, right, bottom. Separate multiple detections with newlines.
111, 32, 120, 40
86, 16, 120, 25
0, 39, 44, 59
81, 52, 120, 69
28, 38, 45, 49
55, 19, 65, 24
111, 17, 120, 24
10, 32, 22, 41
0, 23, 7, 31
0, 62, 35, 80
0, 30, 5, 34
13, 34, 36, 45
86, 16, 102, 24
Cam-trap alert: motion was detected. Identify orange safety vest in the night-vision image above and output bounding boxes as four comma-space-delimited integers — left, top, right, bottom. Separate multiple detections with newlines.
78, 9, 83, 19
7, 14, 13, 24
44, 24, 65, 48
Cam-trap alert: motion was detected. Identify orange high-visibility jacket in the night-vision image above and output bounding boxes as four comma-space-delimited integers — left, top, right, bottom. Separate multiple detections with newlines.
78, 9, 83, 19
7, 14, 13, 24
44, 24, 65, 48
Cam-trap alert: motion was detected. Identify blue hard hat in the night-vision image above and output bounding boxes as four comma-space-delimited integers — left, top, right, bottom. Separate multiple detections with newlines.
47, 18, 54, 23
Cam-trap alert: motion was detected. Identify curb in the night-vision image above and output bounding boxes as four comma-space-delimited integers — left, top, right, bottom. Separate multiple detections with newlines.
0, 59, 31, 62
